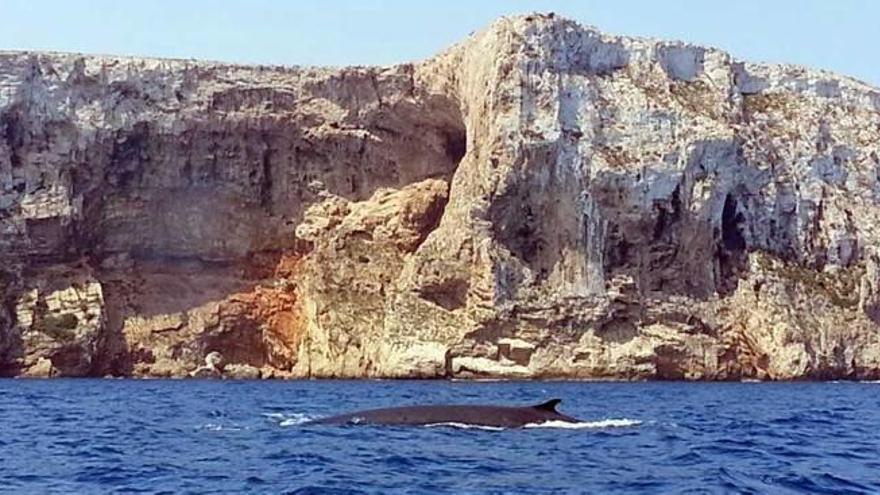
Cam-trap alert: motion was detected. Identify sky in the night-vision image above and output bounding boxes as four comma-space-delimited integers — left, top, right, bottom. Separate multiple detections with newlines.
1, 0, 878, 86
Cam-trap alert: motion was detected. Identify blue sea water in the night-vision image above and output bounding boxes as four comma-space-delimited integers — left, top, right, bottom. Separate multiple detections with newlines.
1, 380, 879, 494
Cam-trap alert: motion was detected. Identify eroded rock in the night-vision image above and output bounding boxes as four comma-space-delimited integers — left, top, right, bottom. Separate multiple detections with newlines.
1, 14, 879, 379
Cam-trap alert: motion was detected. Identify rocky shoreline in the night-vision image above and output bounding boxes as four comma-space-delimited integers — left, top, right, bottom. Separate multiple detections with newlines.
2, 14, 879, 380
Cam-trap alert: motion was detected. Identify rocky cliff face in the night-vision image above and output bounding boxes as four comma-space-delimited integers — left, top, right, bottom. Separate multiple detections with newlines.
2, 14, 879, 379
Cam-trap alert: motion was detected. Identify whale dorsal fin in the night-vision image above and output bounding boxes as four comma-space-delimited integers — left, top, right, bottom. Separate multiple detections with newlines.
532, 399, 562, 412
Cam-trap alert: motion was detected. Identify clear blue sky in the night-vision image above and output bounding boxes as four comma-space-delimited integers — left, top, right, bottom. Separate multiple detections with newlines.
1, 0, 877, 86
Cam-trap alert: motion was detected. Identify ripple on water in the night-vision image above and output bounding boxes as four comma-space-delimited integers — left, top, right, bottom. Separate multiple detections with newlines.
1, 381, 879, 494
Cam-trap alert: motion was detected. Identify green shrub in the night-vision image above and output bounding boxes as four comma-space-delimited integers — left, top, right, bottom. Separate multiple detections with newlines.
37, 313, 79, 342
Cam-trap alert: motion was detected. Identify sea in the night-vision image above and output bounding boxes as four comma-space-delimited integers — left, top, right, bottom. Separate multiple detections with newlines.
1, 379, 878, 494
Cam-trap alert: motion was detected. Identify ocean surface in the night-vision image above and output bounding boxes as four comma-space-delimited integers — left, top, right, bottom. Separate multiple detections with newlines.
1, 380, 879, 494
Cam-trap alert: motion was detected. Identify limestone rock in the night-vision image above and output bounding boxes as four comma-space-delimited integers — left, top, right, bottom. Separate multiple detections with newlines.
21, 357, 55, 378
293, 178, 450, 377
4, 266, 104, 376
223, 363, 262, 380
191, 351, 224, 378
1, 13, 879, 379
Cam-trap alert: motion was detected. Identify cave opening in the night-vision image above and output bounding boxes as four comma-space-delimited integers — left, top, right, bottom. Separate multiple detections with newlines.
0, 106, 25, 168
652, 185, 682, 241
444, 128, 467, 165
721, 193, 746, 251
718, 193, 747, 294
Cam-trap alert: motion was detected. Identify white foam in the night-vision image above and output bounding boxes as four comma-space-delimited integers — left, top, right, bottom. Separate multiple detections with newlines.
273, 413, 319, 427
524, 418, 642, 429
424, 422, 506, 431
422, 418, 642, 431
198, 423, 245, 431
263, 412, 320, 427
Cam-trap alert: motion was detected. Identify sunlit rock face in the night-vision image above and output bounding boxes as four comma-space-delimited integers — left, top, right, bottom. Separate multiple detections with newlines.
1, 13, 879, 379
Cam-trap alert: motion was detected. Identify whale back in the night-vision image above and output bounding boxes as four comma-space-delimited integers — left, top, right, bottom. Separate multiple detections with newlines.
311, 399, 577, 428
532, 399, 562, 412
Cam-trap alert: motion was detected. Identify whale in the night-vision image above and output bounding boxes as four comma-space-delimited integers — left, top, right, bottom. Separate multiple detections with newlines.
307, 399, 579, 428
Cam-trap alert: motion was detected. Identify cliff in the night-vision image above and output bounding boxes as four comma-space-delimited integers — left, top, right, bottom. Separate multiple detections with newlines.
2, 14, 879, 379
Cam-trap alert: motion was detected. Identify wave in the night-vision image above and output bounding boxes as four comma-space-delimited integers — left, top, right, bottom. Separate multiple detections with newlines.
198, 423, 245, 431
525, 418, 642, 429
273, 412, 642, 430
423, 422, 507, 431
422, 418, 642, 431
264, 413, 320, 427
